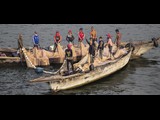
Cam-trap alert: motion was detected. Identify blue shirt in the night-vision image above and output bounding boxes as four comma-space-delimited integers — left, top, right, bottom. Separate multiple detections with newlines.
33, 34, 39, 45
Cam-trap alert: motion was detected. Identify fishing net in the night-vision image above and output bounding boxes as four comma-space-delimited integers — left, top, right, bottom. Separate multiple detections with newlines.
23, 42, 90, 68
74, 53, 89, 70
73, 44, 127, 72
32, 48, 50, 66
102, 47, 109, 57
43, 50, 54, 58
71, 44, 77, 58
57, 44, 65, 58
22, 48, 38, 68
114, 48, 127, 59
80, 42, 88, 56
27, 44, 66, 67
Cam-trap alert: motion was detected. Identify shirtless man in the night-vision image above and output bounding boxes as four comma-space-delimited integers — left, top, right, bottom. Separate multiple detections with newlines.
115, 29, 122, 48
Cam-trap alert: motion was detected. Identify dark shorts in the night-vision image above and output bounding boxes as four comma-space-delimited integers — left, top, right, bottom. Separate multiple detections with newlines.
67, 59, 74, 71
116, 41, 120, 47
108, 46, 112, 53
34, 44, 39, 48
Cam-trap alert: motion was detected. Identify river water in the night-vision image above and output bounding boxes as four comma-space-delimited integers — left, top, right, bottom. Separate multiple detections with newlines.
0, 24, 160, 95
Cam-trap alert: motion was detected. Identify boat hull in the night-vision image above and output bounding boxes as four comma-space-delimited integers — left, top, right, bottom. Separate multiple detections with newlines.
47, 50, 132, 92
0, 48, 22, 64
0, 48, 85, 65
123, 38, 160, 59
0, 57, 21, 63
132, 42, 155, 57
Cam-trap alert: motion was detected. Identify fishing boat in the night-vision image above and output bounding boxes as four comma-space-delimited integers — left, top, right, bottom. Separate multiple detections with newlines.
22, 42, 88, 68
123, 37, 159, 58
30, 44, 132, 92
0, 48, 22, 64
0, 43, 88, 66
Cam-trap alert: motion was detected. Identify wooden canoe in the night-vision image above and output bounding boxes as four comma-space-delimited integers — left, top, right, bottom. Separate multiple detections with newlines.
0, 48, 22, 64
0, 43, 88, 65
30, 46, 132, 92
122, 37, 160, 58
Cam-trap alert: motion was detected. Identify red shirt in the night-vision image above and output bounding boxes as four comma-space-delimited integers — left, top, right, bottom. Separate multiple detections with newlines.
54, 33, 62, 43
78, 31, 85, 41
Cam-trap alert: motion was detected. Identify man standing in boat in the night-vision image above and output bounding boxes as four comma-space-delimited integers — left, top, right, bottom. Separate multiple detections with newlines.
18, 33, 23, 49
32, 31, 40, 48
53, 31, 62, 52
78, 28, 85, 46
97, 36, 105, 60
78, 28, 85, 56
105, 33, 114, 59
65, 44, 74, 74
66, 30, 75, 45
90, 26, 98, 51
90, 26, 97, 42
86, 38, 96, 64
115, 29, 122, 48
18, 33, 24, 62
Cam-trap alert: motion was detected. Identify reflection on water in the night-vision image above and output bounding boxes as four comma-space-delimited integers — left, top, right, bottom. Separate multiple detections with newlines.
128, 57, 159, 70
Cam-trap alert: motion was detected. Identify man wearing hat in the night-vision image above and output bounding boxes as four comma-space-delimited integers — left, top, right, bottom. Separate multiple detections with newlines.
78, 28, 85, 45
65, 44, 74, 73
66, 30, 75, 44
97, 36, 105, 59
53, 31, 62, 52
78, 28, 85, 41
86, 38, 96, 64
105, 33, 114, 59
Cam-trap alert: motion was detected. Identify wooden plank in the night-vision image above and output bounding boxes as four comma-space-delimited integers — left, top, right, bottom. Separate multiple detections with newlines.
0, 57, 20, 60
0, 48, 17, 53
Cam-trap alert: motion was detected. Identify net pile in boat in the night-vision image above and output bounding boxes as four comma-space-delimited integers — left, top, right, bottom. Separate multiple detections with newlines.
80, 42, 88, 56
28, 48, 50, 66
74, 47, 127, 72
56, 44, 65, 58
25, 44, 65, 66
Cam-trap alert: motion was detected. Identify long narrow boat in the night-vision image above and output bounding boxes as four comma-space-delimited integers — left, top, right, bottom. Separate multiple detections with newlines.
0, 48, 22, 64
123, 37, 159, 58
30, 45, 132, 92
0, 43, 88, 66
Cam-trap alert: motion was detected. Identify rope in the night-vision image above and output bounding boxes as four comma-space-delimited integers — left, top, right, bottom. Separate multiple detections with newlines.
43, 60, 66, 75
22, 47, 36, 69
22, 47, 66, 75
